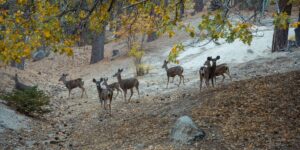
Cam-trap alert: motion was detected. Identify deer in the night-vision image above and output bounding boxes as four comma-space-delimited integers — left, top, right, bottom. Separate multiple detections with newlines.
214, 63, 232, 83
13, 74, 37, 91
102, 78, 123, 98
199, 57, 212, 91
199, 56, 220, 90
162, 60, 185, 88
93, 78, 113, 115
113, 69, 140, 103
58, 73, 88, 98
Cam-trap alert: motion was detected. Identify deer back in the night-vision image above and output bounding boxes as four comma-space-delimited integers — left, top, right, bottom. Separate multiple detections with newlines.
120, 78, 138, 90
167, 66, 183, 77
215, 64, 229, 76
66, 78, 84, 89
108, 82, 120, 90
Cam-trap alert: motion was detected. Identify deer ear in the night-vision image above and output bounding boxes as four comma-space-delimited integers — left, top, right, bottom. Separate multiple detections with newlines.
120, 69, 123, 72
207, 57, 212, 60
92, 78, 96, 83
216, 56, 220, 60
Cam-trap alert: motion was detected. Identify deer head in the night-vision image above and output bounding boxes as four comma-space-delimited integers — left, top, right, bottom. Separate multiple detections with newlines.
162, 60, 169, 69
59, 73, 69, 82
113, 68, 123, 77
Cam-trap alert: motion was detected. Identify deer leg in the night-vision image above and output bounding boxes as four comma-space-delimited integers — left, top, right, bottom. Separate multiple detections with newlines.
222, 74, 225, 82
115, 89, 119, 98
100, 99, 103, 108
84, 88, 88, 98
178, 76, 182, 87
182, 75, 185, 84
227, 70, 232, 81
171, 77, 174, 83
166, 76, 169, 88
136, 86, 140, 98
200, 75, 203, 91
211, 77, 215, 88
80, 88, 84, 98
124, 89, 127, 103
68, 90, 71, 99
128, 88, 133, 102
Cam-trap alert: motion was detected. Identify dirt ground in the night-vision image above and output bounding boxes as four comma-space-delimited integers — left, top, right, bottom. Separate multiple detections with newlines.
1, 11, 300, 149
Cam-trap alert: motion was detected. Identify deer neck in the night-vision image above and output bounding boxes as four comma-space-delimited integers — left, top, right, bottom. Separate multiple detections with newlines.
62, 78, 68, 85
164, 65, 168, 72
117, 74, 122, 84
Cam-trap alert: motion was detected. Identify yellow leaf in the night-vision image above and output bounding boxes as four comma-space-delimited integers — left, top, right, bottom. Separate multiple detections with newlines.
43, 30, 51, 38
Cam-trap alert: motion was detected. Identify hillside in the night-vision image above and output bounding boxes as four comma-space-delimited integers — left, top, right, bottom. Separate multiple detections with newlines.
1, 12, 300, 149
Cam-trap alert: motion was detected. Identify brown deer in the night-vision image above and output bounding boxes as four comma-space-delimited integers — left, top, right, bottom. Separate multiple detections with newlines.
102, 78, 123, 98
199, 57, 212, 91
93, 78, 113, 114
199, 56, 220, 90
58, 73, 88, 98
113, 69, 140, 103
162, 60, 185, 88
214, 63, 232, 83
209, 56, 220, 86
13, 74, 37, 91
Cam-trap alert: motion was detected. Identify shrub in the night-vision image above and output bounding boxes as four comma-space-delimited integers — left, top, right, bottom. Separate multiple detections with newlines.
1, 87, 50, 116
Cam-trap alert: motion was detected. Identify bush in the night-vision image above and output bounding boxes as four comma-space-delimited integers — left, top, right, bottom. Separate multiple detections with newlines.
136, 64, 152, 76
1, 87, 50, 116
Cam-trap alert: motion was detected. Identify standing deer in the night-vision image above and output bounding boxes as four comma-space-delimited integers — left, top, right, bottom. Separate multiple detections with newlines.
58, 73, 88, 98
162, 60, 185, 88
113, 69, 140, 103
214, 63, 232, 83
13, 74, 36, 91
209, 56, 220, 86
199, 56, 220, 90
93, 78, 113, 114
199, 57, 212, 91
102, 78, 123, 98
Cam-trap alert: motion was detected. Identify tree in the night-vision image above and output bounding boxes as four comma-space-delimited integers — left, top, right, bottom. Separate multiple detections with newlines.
272, 0, 292, 52
295, 7, 300, 46
193, 0, 204, 13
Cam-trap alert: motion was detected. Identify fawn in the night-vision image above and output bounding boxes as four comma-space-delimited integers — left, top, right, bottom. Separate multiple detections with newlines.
93, 78, 113, 114
162, 60, 185, 88
102, 78, 123, 98
58, 73, 88, 98
113, 69, 140, 103
13, 74, 36, 91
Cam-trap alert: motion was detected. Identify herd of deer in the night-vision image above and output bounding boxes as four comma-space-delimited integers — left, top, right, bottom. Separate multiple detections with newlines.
12, 56, 231, 115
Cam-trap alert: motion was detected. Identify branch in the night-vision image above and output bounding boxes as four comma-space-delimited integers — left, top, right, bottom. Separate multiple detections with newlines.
122, 0, 150, 9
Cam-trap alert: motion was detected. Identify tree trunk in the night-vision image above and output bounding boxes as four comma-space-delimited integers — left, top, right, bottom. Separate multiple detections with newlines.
179, 0, 184, 18
271, 0, 292, 52
147, 0, 160, 42
90, 29, 105, 64
295, 8, 300, 46
11, 58, 25, 70
194, 0, 204, 13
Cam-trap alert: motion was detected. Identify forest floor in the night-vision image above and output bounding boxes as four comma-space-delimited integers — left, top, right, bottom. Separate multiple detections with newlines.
1, 12, 300, 149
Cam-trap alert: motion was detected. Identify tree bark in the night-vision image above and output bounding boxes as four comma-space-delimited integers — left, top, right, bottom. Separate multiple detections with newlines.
194, 0, 204, 13
295, 8, 300, 46
90, 28, 105, 64
11, 58, 25, 70
179, 0, 184, 18
271, 0, 292, 52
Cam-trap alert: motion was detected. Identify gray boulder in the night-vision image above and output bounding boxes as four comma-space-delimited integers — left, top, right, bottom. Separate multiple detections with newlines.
170, 116, 205, 144
32, 49, 50, 62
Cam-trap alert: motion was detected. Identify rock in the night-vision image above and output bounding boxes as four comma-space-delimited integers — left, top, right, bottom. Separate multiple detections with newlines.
0, 103, 30, 133
32, 49, 50, 62
134, 143, 145, 150
247, 49, 254, 54
170, 116, 205, 144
